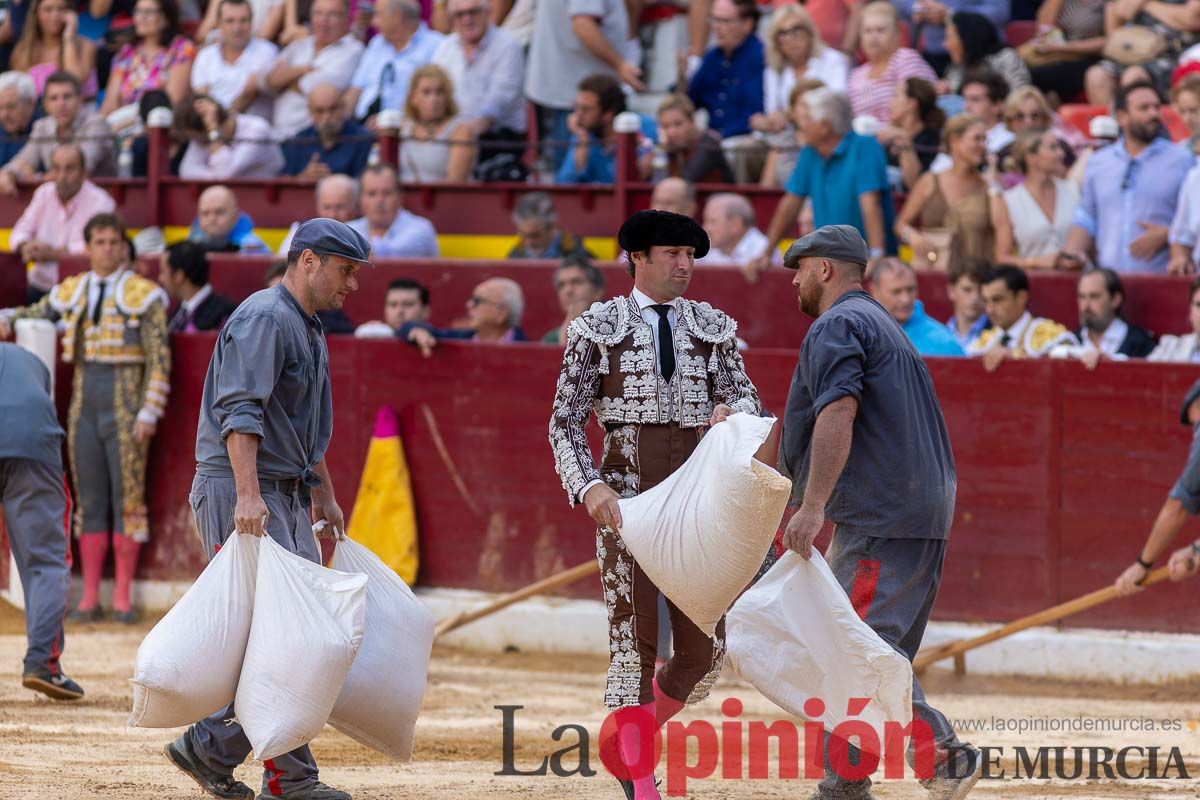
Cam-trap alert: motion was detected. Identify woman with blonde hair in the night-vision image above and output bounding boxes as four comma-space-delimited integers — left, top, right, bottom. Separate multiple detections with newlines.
896, 113, 999, 269
9, 0, 98, 98
993, 128, 1081, 269
847, 0, 937, 123
398, 64, 475, 182
751, 4, 849, 133
1002, 85, 1086, 153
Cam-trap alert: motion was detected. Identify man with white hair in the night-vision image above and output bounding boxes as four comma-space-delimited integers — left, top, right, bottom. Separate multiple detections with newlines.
0, 71, 37, 169
345, 0, 444, 122
752, 87, 895, 282
264, 0, 364, 138
187, 185, 269, 253
278, 173, 360, 254
698, 192, 780, 268
397, 277, 527, 355
432, 0, 525, 139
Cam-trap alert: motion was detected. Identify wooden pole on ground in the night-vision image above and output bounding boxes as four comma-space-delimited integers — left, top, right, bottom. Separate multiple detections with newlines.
914, 565, 1173, 673
433, 560, 599, 640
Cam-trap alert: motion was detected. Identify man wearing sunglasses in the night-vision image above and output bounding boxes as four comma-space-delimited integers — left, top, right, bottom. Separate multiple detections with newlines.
397, 277, 526, 355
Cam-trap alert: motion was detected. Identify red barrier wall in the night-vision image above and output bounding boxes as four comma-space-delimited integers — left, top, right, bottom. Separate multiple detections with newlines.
79, 335, 1200, 635
37, 254, 1197, 347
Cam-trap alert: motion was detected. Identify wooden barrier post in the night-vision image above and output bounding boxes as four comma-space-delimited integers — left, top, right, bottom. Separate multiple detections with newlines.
145, 107, 174, 229
377, 109, 402, 168
613, 112, 642, 225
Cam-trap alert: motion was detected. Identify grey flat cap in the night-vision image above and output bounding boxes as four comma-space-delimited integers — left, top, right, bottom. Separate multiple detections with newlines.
291, 217, 373, 265
783, 224, 868, 269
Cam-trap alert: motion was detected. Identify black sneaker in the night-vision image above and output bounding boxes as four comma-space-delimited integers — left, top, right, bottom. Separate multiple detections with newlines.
66, 606, 104, 623
925, 743, 983, 800
274, 782, 350, 799
21, 668, 84, 701
164, 733, 255, 800
110, 608, 140, 625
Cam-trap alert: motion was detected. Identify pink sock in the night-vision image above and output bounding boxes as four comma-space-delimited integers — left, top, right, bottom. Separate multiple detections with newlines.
76, 532, 109, 610
616, 703, 660, 799
653, 676, 686, 727
111, 535, 142, 613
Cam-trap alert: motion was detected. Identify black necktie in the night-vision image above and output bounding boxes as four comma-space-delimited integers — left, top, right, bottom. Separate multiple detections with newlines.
652, 304, 675, 381
999, 332, 1012, 348
92, 279, 107, 324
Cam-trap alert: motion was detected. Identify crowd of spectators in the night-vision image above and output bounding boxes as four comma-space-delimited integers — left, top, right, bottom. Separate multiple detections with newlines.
4, 0, 1200, 369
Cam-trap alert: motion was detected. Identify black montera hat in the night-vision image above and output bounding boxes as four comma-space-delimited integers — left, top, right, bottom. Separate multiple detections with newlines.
617, 210, 709, 258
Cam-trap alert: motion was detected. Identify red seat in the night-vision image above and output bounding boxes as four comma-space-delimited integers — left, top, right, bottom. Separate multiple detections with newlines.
1162, 106, 1191, 142
1004, 20, 1038, 47
1058, 103, 1108, 137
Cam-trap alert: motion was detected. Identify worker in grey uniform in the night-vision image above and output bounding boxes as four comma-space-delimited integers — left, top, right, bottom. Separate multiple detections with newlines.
0, 343, 84, 701
777, 225, 980, 800
164, 218, 369, 800
1113, 378, 1200, 595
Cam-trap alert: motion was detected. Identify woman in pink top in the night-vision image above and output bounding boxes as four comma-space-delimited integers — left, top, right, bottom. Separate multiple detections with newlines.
99, 0, 195, 115
9, 0, 99, 98
847, 0, 936, 123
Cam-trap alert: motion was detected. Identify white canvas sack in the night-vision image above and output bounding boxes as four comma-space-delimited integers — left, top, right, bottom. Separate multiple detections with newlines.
129, 532, 260, 728
328, 537, 434, 762
616, 413, 791, 636
235, 535, 367, 762
725, 551, 914, 752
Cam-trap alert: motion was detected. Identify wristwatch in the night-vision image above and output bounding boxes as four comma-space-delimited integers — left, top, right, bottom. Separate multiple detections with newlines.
207, 129, 222, 143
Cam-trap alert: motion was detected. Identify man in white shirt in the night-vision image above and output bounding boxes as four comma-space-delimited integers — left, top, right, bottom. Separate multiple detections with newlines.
697, 192, 780, 267
348, 163, 439, 257
264, 0, 364, 138
432, 0, 525, 138
191, 0, 279, 120
345, 0, 444, 122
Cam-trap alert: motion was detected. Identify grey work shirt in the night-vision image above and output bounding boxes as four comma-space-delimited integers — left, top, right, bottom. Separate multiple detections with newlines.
195, 284, 332, 487
1169, 423, 1200, 513
779, 290, 957, 540
0, 343, 64, 470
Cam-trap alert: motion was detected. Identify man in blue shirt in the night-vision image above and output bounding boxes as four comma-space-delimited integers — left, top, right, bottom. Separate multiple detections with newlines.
1066, 81, 1194, 274
687, 0, 763, 139
282, 84, 373, 178
752, 87, 894, 281
868, 258, 964, 356
557, 74, 655, 184
344, 0, 444, 122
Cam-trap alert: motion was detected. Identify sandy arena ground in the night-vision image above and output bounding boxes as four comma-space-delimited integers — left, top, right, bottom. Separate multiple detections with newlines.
1, 602, 1199, 800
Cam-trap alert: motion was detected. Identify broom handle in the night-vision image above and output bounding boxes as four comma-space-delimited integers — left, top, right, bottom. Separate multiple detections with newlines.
433, 560, 599, 640
913, 565, 1173, 670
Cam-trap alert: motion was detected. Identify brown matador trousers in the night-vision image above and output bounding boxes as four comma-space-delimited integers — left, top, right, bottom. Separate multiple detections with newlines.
596, 422, 725, 709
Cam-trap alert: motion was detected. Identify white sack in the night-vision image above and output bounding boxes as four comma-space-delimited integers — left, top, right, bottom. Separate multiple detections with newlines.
236, 535, 367, 762
616, 413, 791, 636
328, 537, 434, 762
129, 532, 259, 728
725, 551, 913, 753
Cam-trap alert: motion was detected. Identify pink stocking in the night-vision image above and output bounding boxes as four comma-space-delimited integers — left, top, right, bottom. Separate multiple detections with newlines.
76, 532, 110, 610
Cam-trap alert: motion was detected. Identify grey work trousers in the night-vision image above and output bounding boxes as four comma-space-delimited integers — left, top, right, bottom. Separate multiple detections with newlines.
183, 472, 321, 797
818, 530, 962, 799
1, 458, 69, 675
